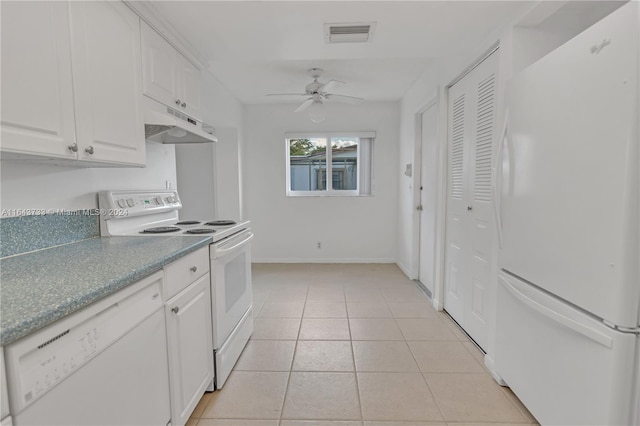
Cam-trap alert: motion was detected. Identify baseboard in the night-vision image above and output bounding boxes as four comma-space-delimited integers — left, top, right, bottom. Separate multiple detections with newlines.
252, 257, 397, 264
396, 260, 414, 279
431, 296, 443, 311
414, 280, 433, 299
484, 354, 507, 386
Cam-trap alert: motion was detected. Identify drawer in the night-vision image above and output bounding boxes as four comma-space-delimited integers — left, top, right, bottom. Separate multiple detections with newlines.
164, 246, 209, 300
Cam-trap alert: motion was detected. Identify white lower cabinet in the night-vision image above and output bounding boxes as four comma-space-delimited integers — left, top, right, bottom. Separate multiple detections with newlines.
164, 249, 214, 426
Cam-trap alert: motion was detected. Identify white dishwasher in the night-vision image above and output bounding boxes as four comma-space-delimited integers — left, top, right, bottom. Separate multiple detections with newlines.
5, 271, 171, 426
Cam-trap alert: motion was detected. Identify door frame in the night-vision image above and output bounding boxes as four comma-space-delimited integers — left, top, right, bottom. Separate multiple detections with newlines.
411, 94, 448, 309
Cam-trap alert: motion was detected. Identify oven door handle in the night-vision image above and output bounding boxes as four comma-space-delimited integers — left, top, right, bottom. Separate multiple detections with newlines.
213, 232, 254, 258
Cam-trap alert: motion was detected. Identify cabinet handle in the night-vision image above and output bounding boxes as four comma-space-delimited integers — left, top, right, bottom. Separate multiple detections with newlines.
467, 206, 472, 211
67, 143, 78, 152
181, 102, 187, 108
175, 99, 181, 106
190, 266, 197, 273
85, 146, 95, 155
171, 306, 179, 314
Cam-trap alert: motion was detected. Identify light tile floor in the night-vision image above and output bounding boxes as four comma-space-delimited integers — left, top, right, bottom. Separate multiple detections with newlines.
188, 263, 539, 426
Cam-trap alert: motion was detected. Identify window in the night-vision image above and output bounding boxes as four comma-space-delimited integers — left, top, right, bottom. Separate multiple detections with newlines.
286, 132, 374, 196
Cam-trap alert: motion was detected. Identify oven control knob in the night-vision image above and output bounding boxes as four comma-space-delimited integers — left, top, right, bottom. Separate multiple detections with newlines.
155, 197, 163, 205
117, 199, 126, 208
126, 198, 135, 207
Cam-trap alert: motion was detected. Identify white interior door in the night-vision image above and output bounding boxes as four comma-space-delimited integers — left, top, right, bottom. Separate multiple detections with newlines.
418, 103, 439, 294
444, 51, 498, 350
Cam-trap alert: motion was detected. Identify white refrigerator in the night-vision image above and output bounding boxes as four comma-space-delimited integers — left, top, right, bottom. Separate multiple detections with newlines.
494, 2, 640, 425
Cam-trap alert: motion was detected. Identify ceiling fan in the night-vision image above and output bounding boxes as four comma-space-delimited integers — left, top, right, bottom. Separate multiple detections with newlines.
266, 68, 364, 121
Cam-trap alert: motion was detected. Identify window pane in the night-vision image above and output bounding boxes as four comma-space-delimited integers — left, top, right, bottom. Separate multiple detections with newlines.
331, 137, 358, 191
289, 138, 327, 191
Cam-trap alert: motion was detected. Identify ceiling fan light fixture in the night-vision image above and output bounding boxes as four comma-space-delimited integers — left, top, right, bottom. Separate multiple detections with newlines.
308, 101, 325, 123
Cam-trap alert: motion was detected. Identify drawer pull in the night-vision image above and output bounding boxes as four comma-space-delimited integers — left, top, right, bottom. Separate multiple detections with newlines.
190, 266, 197, 273
171, 306, 179, 314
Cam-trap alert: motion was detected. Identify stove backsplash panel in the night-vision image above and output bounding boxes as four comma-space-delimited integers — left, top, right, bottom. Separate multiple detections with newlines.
1, 211, 99, 258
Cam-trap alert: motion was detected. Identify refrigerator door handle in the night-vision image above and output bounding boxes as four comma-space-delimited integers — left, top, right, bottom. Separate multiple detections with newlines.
493, 110, 508, 248
500, 274, 613, 348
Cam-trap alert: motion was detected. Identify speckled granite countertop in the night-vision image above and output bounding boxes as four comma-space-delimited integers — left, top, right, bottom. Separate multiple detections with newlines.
0, 235, 212, 346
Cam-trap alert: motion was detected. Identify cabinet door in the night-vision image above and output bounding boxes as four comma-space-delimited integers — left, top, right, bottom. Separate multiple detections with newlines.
178, 54, 203, 121
165, 274, 214, 426
69, 1, 145, 166
0, 1, 77, 159
141, 21, 180, 109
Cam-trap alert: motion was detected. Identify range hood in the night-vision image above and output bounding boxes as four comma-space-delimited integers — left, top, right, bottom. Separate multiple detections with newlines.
143, 96, 217, 143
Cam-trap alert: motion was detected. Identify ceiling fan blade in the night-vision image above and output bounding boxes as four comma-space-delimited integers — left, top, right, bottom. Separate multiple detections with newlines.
294, 98, 314, 112
265, 93, 309, 97
321, 79, 344, 93
324, 94, 364, 104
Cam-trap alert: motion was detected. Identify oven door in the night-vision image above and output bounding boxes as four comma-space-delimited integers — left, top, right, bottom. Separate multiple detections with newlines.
210, 231, 254, 348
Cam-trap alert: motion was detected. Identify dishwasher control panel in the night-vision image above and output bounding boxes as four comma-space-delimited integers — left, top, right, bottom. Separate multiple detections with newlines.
5, 273, 164, 413
20, 326, 101, 406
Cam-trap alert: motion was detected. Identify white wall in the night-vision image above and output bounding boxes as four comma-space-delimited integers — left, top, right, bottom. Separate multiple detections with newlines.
175, 71, 246, 221
244, 102, 400, 263
0, 142, 176, 212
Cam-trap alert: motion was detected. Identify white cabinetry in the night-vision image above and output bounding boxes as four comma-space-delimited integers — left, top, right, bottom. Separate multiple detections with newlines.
0, 2, 76, 160
68, 1, 145, 165
0, 1, 145, 166
141, 21, 202, 121
164, 248, 213, 426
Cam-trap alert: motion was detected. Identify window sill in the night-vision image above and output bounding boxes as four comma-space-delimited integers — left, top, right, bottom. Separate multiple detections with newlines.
286, 191, 372, 197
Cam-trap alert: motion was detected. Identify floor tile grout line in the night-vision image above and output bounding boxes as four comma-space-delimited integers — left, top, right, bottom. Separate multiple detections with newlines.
419, 369, 448, 423
347, 284, 366, 423
276, 283, 308, 423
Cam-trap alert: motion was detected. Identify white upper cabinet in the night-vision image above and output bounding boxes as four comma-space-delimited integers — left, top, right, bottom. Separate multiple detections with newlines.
141, 21, 202, 121
69, 1, 145, 165
1, 2, 77, 160
0, 1, 145, 166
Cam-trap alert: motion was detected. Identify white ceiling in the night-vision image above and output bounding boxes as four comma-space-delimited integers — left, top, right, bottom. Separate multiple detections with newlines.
146, 1, 533, 105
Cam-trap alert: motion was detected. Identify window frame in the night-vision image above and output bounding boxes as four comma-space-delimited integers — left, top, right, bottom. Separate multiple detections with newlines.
285, 131, 374, 197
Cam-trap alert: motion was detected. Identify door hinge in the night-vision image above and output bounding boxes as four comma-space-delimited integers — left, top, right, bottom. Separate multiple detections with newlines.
416, 205, 423, 211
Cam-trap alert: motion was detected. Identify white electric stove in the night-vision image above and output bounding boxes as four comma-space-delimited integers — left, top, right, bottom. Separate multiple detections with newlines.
98, 190, 254, 389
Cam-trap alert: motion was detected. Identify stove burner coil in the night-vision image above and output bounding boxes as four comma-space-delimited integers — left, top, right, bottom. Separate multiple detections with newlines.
184, 228, 216, 234
175, 220, 201, 225
140, 226, 181, 234
204, 220, 236, 226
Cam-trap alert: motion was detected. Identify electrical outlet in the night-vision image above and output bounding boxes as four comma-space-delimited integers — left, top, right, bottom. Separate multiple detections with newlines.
317, 242, 321, 249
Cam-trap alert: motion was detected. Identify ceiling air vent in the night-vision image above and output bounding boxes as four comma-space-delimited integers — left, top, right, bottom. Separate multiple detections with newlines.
324, 22, 376, 43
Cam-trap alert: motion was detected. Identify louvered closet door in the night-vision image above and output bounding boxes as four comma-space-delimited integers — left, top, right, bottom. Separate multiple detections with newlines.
444, 51, 497, 350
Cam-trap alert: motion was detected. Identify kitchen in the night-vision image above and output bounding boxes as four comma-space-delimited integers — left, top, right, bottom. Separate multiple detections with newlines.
1, 1, 638, 425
